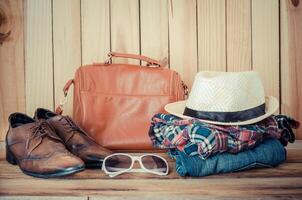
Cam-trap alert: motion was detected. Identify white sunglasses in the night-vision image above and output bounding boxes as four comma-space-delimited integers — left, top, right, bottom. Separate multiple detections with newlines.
102, 153, 169, 177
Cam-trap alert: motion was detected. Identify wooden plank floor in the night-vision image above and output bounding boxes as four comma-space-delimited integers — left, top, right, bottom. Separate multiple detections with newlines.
0, 141, 302, 200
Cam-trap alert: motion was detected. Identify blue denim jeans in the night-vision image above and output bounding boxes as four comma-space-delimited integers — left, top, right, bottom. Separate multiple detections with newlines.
169, 139, 286, 177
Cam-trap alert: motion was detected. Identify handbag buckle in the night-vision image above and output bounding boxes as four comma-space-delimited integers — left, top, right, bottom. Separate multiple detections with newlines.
105, 53, 113, 65
182, 81, 189, 99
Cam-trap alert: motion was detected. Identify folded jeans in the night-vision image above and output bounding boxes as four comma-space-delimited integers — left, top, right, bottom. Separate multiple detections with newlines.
169, 138, 286, 177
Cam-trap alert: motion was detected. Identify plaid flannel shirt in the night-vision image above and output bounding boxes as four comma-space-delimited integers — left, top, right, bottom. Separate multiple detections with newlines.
149, 114, 299, 159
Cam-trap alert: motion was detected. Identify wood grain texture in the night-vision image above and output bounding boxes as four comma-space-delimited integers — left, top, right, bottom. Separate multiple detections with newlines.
0, 197, 86, 200
90, 196, 302, 200
140, 0, 169, 65
1, 178, 301, 198
53, 0, 81, 116
252, 0, 279, 112
0, 141, 301, 199
110, 0, 140, 64
25, 0, 53, 116
226, 0, 252, 71
281, 0, 302, 139
81, 0, 110, 65
197, 0, 226, 71
1, 0, 302, 141
2, 161, 302, 180
0, 0, 25, 140
168, 0, 198, 89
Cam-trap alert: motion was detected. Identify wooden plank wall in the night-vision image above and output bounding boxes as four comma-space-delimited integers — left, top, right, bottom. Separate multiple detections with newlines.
0, 0, 25, 138
0, 0, 301, 140
25, 0, 53, 116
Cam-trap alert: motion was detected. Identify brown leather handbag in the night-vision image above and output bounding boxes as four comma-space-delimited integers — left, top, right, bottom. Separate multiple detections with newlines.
56, 52, 187, 150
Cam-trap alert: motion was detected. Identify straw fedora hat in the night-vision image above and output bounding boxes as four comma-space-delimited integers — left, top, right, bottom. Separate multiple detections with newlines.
165, 71, 279, 125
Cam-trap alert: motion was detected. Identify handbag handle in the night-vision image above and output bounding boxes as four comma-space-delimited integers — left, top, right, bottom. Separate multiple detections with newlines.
105, 52, 163, 67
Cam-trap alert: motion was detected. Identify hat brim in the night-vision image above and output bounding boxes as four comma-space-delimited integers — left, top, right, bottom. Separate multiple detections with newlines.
164, 96, 279, 126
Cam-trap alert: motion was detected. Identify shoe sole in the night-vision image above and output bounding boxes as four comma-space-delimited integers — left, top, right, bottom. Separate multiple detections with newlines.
6, 145, 85, 178
21, 165, 85, 178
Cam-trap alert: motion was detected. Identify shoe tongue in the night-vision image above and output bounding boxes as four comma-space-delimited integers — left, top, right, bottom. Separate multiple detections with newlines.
25, 120, 64, 156
48, 115, 64, 122
45, 111, 57, 119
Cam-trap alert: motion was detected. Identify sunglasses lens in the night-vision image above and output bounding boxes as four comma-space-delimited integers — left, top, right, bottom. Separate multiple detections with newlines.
104, 155, 132, 173
141, 155, 168, 174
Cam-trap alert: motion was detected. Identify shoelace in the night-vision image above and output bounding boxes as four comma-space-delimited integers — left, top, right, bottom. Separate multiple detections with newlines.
26, 120, 61, 155
58, 116, 93, 142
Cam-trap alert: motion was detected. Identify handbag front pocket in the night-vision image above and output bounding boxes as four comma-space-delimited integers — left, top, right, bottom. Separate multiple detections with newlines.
77, 91, 174, 150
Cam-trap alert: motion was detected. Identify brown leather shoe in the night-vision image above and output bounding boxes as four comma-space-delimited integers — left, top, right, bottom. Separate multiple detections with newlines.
6, 113, 85, 178
34, 108, 112, 168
